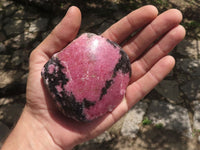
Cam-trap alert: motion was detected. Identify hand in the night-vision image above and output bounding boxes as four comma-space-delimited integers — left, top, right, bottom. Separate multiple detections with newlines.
2, 5, 185, 150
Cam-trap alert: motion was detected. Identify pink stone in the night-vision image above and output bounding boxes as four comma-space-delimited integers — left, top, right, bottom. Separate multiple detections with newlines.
41, 33, 131, 121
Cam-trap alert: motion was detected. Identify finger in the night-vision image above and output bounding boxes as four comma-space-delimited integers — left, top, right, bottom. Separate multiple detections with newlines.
123, 9, 183, 62
101, 5, 158, 44
92, 56, 176, 133
130, 25, 185, 82
125, 55, 175, 109
34, 6, 81, 60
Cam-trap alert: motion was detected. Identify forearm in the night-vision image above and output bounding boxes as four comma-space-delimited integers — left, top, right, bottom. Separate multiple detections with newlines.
1, 106, 62, 150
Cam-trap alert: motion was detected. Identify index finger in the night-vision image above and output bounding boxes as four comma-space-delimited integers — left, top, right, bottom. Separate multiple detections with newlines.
102, 5, 158, 44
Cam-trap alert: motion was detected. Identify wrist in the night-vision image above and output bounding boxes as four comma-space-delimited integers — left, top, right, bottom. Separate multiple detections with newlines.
1, 106, 62, 150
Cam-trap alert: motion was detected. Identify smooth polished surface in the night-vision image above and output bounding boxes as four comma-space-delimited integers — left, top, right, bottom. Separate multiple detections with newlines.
42, 33, 131, 121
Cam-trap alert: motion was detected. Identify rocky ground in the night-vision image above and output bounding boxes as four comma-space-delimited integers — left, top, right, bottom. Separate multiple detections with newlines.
0, 0, 200, 149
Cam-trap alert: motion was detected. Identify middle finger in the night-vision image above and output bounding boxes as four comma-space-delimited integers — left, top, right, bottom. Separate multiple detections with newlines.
123, 9, 183, 62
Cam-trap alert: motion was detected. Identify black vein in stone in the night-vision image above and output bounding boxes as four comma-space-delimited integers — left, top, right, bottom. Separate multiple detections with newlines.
83, 98, 96, 109
99, 79, 113, 100
113, 50, 132, 78
41, 57, 86, 121
106, 39, 118, 48
98, 48, 131, 101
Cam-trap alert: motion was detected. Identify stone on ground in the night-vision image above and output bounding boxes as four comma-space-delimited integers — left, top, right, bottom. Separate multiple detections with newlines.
180, 79, 200, 100
146, 100, 192, 138
3, 19, 25, 36
155, 80, 182, 103
92, 131, 112, 143
0, 121, 9, 148
132, 126, 196, 150
29, 18, 48, 32
176, 39, 199, 59
176, 59, 200, 76
0, 103, 24, 126
121, 101, 148, 138
193, 100, 200, 142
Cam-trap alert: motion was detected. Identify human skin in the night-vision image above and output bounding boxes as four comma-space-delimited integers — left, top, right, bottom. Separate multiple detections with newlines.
2, 5, 185, 150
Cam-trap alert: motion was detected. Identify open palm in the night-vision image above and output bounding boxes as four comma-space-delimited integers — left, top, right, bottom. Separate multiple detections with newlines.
26, 5, 185, 150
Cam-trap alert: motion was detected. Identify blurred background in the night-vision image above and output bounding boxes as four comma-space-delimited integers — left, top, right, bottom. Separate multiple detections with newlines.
0, 0, 200, 149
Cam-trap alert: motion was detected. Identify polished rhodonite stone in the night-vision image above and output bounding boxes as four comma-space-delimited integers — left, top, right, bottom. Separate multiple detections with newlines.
41, 33, 131, 121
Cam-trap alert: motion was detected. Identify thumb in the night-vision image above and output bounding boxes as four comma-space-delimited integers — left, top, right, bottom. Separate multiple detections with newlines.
30, 6, 82, 67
